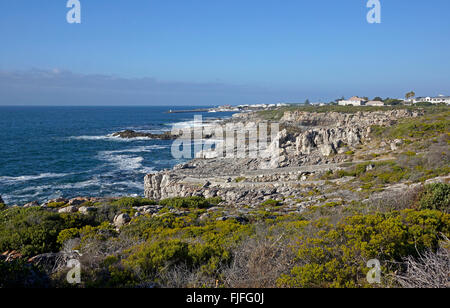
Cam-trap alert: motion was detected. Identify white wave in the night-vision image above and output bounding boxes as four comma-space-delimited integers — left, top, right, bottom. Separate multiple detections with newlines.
99, 145, 169, 156
102, 180, 143, 190
13, 185, 53, 194
0, 173, 71, 184
166, 119, 220, 130
54, 178, 102, 190
68, 134, 152, 142
97, 152, 154, 174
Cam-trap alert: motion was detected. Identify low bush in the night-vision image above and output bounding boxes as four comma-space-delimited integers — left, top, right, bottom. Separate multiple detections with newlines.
278, 209, 450, 288
46, 202, 67, 209
0, 207, 96, 257
111, 197, 157, 208
418, 183, 450, 213
160, 196, 212, 209
0, 259, 47, 288
261, 199, 283, 207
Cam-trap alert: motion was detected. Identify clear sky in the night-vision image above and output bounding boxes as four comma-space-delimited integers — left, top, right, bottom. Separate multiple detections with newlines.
0, 0, 449, 105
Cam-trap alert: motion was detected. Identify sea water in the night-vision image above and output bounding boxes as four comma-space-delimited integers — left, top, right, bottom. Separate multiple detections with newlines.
0, 106, 235, 204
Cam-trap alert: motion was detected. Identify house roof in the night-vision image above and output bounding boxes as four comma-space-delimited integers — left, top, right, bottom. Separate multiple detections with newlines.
348, 96, 365, 101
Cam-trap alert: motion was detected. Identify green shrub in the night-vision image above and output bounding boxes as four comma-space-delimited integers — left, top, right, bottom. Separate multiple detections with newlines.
0, 203, 7, 212
160, 196, 211, 209
419, 183, 450, 213
235, 177, 246, 183
57, 228, 81, 245
57, 222, 117, 246
371, 112, 450, 139
111, 197, 157, 208
120, 215, 251, 284
0, 259, 47, 288
0, 207, 96, 257
278, 209, 450, 288
46, 202, 67, 209
261, 199, 283, 207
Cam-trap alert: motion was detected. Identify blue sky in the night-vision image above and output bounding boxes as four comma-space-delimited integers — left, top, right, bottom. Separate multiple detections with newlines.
0, 0, 449, 105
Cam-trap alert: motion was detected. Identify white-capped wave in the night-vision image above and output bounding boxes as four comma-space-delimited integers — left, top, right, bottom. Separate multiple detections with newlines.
0, 173, 71, 184
97, 152, 154, 174
166, 118, 221, 130
102, 180, 143, 190
55, 178, 102, 190
99, 145, 169, 156
69, 134, 153, 142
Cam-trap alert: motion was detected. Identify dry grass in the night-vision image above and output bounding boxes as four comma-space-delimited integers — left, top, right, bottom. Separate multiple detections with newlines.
220, 226, 296, 288
394, 238, 450, 288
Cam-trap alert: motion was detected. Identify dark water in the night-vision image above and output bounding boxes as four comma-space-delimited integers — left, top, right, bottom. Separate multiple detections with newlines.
0, 106, 235, 204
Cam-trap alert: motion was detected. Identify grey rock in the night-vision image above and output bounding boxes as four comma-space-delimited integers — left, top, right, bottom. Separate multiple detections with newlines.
78, 206, 96, 214
23, 201, 40, 208
114, 213, 131, 228
68, 197, 90, 206
58, 206, 78, 213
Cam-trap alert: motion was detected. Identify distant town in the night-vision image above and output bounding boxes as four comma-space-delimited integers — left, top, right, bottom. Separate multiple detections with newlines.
167, 93, 450, 114
337, 94, 450, 106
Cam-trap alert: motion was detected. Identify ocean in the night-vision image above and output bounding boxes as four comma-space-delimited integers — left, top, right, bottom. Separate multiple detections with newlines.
0, 106, 235, 205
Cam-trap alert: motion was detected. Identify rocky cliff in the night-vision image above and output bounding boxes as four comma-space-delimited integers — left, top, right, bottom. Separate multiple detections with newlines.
144, 109, 423, 205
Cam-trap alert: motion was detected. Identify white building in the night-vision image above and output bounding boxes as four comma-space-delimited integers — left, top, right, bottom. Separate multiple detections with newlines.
338, 96, 367, 106
413, 95, 450, 105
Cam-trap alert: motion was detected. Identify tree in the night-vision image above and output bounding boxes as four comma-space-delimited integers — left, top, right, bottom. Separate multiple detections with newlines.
385, 98, 402, 106
373, 97, 384, 102
405, 91, 416, 100
304, 99, 311, 105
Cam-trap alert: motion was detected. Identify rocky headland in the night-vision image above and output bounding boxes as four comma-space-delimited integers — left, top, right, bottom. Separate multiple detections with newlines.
144, 108, 432, 208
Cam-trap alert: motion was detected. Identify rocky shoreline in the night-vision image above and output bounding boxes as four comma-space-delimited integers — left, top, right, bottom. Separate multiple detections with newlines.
2, 107, 445, 211
144, 108, 426, 206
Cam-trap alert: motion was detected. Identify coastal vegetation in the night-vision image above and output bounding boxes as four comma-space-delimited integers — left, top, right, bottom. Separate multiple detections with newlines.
1, 187, 449, 288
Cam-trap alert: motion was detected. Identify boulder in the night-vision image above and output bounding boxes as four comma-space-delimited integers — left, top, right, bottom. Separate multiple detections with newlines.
58, 206, 78, 213
47, 197, 68, 204
318, 144, 336, 157
114, 213, 131, 228
23, 201, 40, 208
78, 206, 96, 214
390, 139, 404, 151
68, 197, 90, 206
0, 195, 4, 204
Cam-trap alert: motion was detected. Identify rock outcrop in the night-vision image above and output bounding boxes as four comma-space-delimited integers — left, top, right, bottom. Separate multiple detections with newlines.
144, 109, 423, 205
114, 213, 131, 228
295, 126, 366, 156
58, 206, 78, 213
23, 201, 40, 208
112, 130, 179, 140
281, 109, 423, 127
